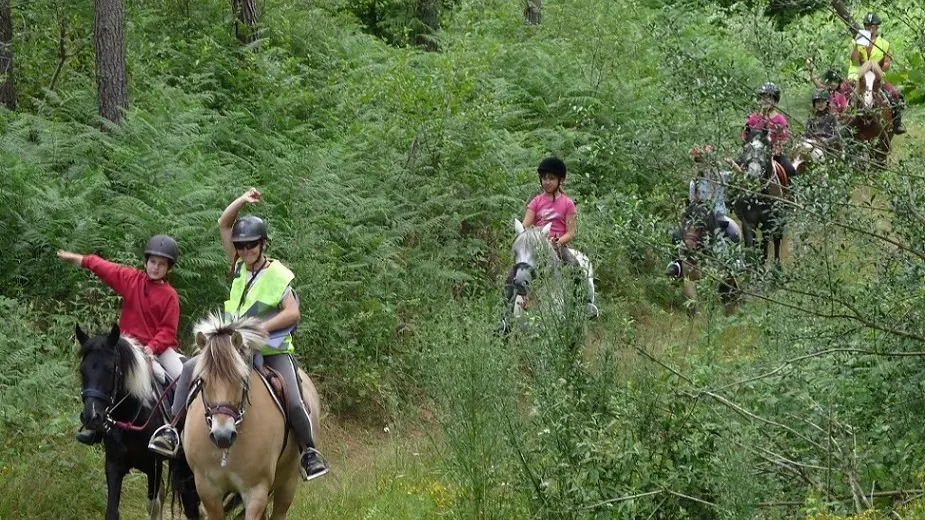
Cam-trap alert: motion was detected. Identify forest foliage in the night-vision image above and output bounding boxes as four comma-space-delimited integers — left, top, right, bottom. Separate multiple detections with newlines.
2, 0, 925, 517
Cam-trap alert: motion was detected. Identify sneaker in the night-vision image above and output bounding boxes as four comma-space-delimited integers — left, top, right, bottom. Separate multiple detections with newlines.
148, 424, 180, 458
76, 429, 103, 446
666, 260, 682, 278
894, 120, 907, 135
300, 448, 329, 482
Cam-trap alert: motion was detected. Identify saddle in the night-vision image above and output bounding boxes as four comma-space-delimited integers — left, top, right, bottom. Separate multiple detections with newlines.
772, 160, 788, 187
255, 363, 290, 419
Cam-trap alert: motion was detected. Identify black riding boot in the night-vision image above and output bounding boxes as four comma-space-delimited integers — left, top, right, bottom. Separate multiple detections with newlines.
893, 105, 907, 134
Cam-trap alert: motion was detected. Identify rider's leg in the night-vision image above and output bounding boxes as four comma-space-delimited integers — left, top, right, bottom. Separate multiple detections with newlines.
720, 216, 741, 244
264, 353, 329, 481
148, 356, 197, 457
883, 82, 906, 134
774, 154, 796, 181
156, 348, 183, 381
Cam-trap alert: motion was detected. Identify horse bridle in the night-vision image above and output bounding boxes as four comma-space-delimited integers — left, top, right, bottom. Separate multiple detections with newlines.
200, 377, 250, 429
79, 350, 142, 432
511, 261, 533, 295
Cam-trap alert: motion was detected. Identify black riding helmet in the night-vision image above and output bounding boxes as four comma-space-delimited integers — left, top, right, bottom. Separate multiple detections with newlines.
812, 89, 830, 103
144, 235, 179, 266
757, 82, 781, 102
231, 215, 269, 243
863, 12, 880, 26
537, 156, 567, 180
822, 69, 843, 85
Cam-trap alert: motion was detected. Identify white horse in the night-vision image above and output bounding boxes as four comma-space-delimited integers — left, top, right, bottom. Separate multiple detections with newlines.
502, 218, 598, 331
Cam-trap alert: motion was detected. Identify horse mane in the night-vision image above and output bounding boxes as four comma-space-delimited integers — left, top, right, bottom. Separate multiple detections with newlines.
79, 335, 157, 406
514, 227, 556, 261
192, 313, 266, 385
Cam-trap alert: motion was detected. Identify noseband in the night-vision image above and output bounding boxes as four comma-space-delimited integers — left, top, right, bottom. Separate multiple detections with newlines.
79, 350, 143, 431
201, 378, 250, 428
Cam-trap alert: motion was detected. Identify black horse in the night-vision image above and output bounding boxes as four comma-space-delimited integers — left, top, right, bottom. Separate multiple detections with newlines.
77, 324, 201, 519
732, 128, 787, 269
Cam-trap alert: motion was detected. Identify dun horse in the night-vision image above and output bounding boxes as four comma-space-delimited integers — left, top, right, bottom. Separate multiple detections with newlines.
173, 315, 322, 520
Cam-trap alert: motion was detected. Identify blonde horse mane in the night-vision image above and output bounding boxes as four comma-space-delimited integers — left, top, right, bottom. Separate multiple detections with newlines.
191, 313, 267, 385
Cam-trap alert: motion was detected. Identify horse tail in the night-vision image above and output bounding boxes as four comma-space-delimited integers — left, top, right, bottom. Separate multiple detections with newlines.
168, 456, 201, 518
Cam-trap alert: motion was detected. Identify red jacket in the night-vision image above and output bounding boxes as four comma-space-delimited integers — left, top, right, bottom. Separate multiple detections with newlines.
82, 255, 180, 355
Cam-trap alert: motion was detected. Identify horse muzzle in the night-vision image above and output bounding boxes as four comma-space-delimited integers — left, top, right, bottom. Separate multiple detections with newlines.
80, 402, 106, 430
209, 421, 238, 449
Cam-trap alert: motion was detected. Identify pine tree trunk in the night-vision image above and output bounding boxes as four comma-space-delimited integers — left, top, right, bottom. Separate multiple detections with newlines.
524, 0, 542, 25
415, 0, 439, 51
232, 0, 258, 45
0, 0, 15, 110
94, 0, 127, 124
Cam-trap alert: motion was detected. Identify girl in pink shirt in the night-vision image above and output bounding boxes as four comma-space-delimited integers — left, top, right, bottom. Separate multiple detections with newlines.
743, 82, 796, 180
523, 156, 577, 262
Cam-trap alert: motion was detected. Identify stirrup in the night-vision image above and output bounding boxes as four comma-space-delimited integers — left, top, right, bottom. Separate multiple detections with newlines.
300, 448, 329, 482
148, 424, 180, 458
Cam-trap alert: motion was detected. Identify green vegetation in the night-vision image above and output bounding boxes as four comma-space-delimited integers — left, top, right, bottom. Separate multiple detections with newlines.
2, 0, 925, 518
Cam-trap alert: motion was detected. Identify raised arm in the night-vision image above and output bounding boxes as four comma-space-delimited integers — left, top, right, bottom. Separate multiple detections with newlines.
218, 188, 262, 264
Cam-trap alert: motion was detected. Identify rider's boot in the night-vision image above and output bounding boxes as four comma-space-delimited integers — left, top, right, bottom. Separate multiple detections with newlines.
290, 404, 329, 481
666, 260, 682, 278
893, 97, 907, 134
148, 423, 181, 458
76, 428, 103, 446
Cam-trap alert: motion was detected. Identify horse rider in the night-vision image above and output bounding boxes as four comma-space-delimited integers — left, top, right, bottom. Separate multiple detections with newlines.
808, 63, 850, 120
743, 82, 797, 182
57, 235, 183, 445
804, 89, 842, 151
504, 156, 579, 297
849, 11, 906, 134
666, 145, 741, 278
149, 188, 329, 482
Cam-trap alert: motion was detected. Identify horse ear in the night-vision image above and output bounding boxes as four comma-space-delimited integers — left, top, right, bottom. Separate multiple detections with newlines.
195, 331, 207, 349
107, 324, 121, 346
541, 223, 552, 236
513, 218, 525, 235
75, 324, 89, 346
231, 331, 244, 350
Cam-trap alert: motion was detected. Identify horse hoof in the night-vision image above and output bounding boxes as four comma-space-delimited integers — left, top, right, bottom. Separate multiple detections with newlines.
586, 303, 599, 319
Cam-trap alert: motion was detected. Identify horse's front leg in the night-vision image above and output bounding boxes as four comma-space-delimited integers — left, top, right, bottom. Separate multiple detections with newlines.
145, 461, 164, 520
104, 456, 128, 520
242, 484, 271, 520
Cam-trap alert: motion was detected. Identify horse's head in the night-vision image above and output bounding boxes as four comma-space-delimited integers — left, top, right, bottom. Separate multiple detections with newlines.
77, 324, 155, 432
511, 218, 558, 296
857, 70, 879, 110
740, 129, 772, 181
192, 314, 267, 449
681, 202, 718, 252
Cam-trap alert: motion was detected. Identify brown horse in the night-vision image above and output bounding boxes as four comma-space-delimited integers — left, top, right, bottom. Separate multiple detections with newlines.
849, 70, 893, 167
678, 202, 739, 317
178, 315, 322, 520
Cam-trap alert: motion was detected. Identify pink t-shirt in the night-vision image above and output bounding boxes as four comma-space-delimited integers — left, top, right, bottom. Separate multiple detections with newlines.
528, 193, 576, 238
743, 112, 790, 154
830, 91, 848, 115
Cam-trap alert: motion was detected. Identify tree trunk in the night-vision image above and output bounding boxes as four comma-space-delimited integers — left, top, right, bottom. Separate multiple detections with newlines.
524, 0, 541, 25
415, 0, 439, 51
232, 0, 258, 45
0, 0, 15, 110
830, 0, 857, 36
93, 0, 127, 124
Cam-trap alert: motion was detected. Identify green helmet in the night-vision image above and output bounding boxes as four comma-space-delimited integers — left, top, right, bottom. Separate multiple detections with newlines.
863, 12, 880, 26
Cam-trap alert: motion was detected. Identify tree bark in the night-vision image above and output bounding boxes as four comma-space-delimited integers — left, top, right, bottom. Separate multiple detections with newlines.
524, 0, 542, 25
232, 0, 258, 45
93, 0, 127, 124
0, 0, 15, 110
415, 0, 439, 51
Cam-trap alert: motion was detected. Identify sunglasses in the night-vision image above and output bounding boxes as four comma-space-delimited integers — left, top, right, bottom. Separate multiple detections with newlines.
233, 240, 262, 251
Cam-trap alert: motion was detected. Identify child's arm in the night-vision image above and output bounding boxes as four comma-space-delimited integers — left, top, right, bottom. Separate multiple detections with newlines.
522, 208, 537, 228
58, 249, 138, 298
558, 213, 577, 246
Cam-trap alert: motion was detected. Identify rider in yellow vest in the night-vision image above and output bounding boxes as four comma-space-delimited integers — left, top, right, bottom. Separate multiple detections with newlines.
149, 188, 328, 481
849, 12, 906, 134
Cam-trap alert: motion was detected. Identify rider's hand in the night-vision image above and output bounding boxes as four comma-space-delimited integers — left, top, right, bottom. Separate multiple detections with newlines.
241, 188, 261, 204
805, 57, 813, 72
57, 249, 83, 265
143, 346, 154, 356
